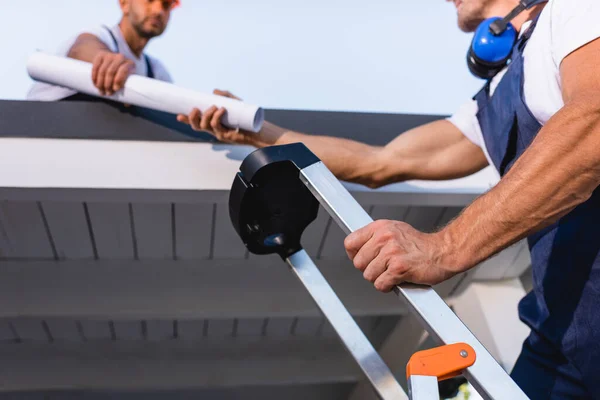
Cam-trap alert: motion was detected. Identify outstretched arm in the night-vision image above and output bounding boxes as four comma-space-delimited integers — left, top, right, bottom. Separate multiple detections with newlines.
178, 92, 487, 188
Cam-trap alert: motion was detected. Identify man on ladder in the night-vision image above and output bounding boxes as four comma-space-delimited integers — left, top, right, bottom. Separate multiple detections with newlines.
183, 0, 600, 398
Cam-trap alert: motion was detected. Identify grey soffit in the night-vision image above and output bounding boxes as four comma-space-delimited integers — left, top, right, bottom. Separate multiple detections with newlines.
0, 99, 445, 146
0, 384, 355, 400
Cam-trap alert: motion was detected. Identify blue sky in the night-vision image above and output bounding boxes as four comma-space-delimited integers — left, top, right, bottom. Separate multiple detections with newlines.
2, 0, 484, 115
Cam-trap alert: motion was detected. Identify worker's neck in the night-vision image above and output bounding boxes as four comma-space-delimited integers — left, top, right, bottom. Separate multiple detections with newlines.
118, 19, 149, 58
485, 2, 546, 32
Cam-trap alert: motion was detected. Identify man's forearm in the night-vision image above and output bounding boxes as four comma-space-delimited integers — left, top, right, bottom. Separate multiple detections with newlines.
249, 119, 487, 188
441, 99, 600, 271
249, 122, 387, 187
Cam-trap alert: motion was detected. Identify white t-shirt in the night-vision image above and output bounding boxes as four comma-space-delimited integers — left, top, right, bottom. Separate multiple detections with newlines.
447, 0, 600, 173
27, 24, 173, 101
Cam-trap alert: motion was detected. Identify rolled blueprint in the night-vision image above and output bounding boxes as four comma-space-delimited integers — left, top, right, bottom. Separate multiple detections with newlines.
27, 52, 265, 132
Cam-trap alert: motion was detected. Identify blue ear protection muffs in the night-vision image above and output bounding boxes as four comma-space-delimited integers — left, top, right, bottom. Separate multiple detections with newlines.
467, 0, 546, 79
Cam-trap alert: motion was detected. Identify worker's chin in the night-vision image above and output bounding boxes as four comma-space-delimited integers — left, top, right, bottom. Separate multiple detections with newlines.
140, 27, 164, 39
140, 23, 165, 38
457, 16, 482, 33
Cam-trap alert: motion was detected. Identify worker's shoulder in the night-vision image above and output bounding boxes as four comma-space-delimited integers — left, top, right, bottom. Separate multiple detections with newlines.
70, 25, 109, 39
69, 25, 115, 49
84, 25, 114, 41
547, 0, 600, 21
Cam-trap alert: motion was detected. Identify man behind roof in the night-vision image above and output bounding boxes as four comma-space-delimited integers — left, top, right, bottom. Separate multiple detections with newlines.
28, 0, 179, 101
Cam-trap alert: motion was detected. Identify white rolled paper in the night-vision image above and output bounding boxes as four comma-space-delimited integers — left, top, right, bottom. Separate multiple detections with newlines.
27, 52, 265, 132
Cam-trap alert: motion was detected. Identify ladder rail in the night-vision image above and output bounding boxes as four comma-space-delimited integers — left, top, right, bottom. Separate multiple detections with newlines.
286, 250, 408, 400
299, 161, 529, 400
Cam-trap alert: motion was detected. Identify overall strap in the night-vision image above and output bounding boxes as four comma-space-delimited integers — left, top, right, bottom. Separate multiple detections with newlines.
144, 56, 155, 79
516, 12, 542, 52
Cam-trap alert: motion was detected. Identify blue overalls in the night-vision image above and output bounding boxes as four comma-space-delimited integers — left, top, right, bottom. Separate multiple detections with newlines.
474, 16, 600, 399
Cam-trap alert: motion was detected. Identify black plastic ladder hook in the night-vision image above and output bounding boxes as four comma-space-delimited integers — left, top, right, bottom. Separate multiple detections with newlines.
229, 143, 322, 259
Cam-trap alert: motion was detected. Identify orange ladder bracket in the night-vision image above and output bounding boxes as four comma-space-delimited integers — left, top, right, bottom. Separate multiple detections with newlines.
406, 343, 476, 399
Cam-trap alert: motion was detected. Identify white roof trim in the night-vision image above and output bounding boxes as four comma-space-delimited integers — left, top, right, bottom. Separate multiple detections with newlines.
0, 138, 499, 194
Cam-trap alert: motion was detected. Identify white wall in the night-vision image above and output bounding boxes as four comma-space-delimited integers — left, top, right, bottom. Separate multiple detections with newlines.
1, 0, 484, 115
